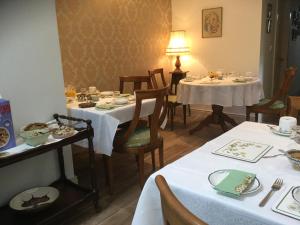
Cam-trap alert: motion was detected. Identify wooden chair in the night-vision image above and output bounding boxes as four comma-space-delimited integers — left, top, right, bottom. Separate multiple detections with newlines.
148, 68, 190, 130
104, 86, 169, 189
246, 67, 297, 122
155, 175, 208, 225
119, 76, 152, 94
287, 96, 300, 121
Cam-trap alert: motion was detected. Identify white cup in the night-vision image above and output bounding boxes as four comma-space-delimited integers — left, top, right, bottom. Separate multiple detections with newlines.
89, 86, 97, 94
279, 116, 297, 133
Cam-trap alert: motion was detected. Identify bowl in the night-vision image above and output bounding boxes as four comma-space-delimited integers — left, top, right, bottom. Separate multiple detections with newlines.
114, 97, 128, 105
20, 123, 50, 147
292, 186, 300, 204
286, 149, 300, 169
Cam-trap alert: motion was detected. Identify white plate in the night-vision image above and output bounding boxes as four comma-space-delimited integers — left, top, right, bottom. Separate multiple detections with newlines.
208, 169, 261, 195
100, 91, 114, 96
114, 98, 128, 105
183, 78, 194, 82
128, 95, 135, 101
9, 186, 59, 212
0, 127, 10, 148
269, 126, 292, 137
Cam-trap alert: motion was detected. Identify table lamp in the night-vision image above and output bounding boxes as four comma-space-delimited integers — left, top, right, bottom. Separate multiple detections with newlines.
166, 30, 190, 73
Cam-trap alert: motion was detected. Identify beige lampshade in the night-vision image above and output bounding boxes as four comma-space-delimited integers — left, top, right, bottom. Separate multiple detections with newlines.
166, 30, 190, 55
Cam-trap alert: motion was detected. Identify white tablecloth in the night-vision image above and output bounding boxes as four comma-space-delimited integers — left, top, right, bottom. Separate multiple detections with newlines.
68, 98, 155, 156
177, 77, 264, 107
132, 122, 300, 225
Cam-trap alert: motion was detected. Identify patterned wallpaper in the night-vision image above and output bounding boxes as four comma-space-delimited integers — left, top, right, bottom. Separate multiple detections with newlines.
56, 0, 172, 91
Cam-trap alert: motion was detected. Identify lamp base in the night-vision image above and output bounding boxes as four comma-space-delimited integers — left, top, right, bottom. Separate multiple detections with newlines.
173, 55, 182, 73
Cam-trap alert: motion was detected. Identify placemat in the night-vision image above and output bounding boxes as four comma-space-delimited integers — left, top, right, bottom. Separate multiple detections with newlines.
212, 139, 272, 163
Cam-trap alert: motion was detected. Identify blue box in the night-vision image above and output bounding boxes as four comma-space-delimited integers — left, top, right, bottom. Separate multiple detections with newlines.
0, 99, 16, 151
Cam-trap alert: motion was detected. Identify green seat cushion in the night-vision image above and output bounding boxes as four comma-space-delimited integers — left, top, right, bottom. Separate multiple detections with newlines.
257, 98, 285, 109
168, 95, 177, 103
115, 127, 151, 148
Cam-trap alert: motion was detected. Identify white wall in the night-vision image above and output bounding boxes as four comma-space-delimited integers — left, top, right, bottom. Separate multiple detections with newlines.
0, 0, 74, 206
260, 0, 278, 98
172, 0, 263, 114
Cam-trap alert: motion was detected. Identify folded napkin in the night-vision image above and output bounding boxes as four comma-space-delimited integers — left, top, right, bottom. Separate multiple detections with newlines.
95, 104, 116, 110
214, 170, 256, 197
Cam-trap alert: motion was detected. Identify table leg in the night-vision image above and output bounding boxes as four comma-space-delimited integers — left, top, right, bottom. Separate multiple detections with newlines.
189, 105, 237, 134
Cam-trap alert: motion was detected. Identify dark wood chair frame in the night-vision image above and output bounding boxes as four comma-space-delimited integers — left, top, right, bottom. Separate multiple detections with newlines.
119, 75, 153, 94
287, 96, 300, 122
104, 86, 169, 190
155, 175, 208, 225
246, 67, 297, 122
148, 68, 190, 130
0, 114, 99, 225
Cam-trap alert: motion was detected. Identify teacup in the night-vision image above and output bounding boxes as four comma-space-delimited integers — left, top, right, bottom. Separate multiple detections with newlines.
90, 95, 99, 102
279, 116, 297, 134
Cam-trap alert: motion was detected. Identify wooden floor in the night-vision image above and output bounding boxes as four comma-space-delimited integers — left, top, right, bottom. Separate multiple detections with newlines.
65, 109, 247, 225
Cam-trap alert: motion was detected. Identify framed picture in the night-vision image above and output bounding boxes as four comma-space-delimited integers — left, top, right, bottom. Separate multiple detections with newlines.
202, 7, 223, 38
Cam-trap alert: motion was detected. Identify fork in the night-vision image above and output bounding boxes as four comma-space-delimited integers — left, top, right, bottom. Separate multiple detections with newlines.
259, 178, 283, 207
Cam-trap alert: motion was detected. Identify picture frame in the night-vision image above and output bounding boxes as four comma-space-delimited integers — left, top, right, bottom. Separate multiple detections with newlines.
202, 7, 223, 38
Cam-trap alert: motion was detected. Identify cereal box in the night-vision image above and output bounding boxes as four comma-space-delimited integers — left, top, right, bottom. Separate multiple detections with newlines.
0, 98, 16, 151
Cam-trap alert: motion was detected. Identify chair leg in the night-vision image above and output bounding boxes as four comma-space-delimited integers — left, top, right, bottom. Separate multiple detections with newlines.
103, 155, 113, 194
135, 154, 139, 170
246, 107, 251, 121
183, 105, 187, 126
138, 150, 145, 188
159, 140, 164, 168
188, 104, 191, 116
170, 106, 174, 130
151, 150, 155, 172
255, 113, 258, 122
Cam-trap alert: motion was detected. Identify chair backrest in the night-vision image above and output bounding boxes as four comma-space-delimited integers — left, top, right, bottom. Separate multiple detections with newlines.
121, 86, 169, 147
148, 68, 168, 89
276, 67, 297, 100
119, 76, 152, 94
155, 175, 208, 225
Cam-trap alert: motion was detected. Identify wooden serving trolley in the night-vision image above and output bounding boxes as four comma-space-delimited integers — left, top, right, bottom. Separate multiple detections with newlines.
0, 114, 99, 225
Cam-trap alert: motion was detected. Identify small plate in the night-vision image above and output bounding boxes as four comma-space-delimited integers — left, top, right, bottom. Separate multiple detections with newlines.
100, 91, 114, 96
269, 126, 292, 137
114, 98, 128, 105
208, 169, 261, 195
183, 78, 194, 82
119, 93, 130, 97
0, 127, 10, 148
9, 187, 59, 212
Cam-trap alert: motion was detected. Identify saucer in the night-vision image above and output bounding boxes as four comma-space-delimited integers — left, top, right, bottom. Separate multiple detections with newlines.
9, 187, 59, 212
269, 126, 292, 137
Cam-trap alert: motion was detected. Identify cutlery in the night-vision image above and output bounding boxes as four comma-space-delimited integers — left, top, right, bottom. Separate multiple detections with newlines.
262, 149, 287, 158
259, 178, 283, 207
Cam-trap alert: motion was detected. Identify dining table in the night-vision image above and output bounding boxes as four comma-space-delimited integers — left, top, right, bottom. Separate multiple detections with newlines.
67, 96, 156, 156
176, 76, 264, 133
132, 121, 300, 225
